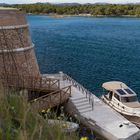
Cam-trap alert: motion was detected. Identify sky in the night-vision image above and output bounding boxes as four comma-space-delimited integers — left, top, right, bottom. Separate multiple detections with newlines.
1, 0, 140, 4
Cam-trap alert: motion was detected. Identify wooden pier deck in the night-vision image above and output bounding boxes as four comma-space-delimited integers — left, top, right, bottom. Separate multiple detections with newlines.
47, 73, 140, 140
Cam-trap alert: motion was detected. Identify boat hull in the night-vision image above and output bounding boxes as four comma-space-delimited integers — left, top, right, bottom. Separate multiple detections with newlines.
101, 95, 140, 128
122, 114, 140, 128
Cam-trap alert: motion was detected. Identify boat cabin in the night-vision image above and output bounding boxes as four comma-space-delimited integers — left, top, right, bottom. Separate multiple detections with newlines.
102, 81, 140, 108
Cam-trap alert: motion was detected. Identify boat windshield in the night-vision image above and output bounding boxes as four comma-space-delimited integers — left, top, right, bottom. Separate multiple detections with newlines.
124, 88, 135, 94
121, 96, 138, 103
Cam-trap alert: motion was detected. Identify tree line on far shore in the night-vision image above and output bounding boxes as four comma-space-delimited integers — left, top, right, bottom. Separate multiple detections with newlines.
10, 4, 140, 16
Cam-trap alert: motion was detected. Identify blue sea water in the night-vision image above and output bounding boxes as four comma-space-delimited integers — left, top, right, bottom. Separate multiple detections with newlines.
27, 15, 140, 98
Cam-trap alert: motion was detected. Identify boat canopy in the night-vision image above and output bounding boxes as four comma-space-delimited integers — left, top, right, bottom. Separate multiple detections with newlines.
102, 81, 137, 96
102, 81, 128, 91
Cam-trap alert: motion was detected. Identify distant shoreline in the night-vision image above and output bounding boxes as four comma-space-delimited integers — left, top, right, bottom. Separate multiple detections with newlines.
28, 13, 140, 18
12, 4, 140, 18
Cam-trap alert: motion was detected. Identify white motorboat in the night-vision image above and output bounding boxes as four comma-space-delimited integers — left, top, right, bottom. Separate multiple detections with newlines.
101, 81, 140, 127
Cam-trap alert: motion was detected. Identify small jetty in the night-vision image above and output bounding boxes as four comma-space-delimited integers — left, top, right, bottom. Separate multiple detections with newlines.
46, 73, 140, 140
0, 7, 140, 140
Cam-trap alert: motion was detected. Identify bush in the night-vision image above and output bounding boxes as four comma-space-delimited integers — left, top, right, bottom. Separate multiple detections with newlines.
0, 84, 78, 140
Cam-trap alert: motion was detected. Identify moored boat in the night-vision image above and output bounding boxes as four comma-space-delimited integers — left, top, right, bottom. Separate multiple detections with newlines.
101, 81, 140, 127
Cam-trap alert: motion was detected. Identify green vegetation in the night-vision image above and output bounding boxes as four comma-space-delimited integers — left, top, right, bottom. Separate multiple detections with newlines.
10, 4, 140, 16
0, 84, 78, 140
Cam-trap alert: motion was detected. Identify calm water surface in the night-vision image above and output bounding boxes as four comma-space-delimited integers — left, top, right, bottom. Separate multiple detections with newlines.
27, 15, 140, 98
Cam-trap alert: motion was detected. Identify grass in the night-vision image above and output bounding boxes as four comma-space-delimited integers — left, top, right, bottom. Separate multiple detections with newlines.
0, 83, 79, 140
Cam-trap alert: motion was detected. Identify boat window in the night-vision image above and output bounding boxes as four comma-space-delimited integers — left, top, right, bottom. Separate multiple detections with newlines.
109, 91, 113, 100
124, 88, 134, 95
116, 89, 126, 95
114, 93, 120, 101
121, 96, 138, 102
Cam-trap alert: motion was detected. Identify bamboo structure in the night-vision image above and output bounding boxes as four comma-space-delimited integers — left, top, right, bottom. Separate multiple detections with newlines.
0, 8, 40, 77
0, 8, 71, 110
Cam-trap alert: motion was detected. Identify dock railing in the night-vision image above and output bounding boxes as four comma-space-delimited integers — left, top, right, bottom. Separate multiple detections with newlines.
63, 73, 94, 110
0, 73, 61, 91
30, 85, 71, 110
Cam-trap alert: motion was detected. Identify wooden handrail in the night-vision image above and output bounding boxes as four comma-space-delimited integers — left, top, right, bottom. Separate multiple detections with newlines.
0, 73, 60, 81
30, 86, 71, 103
0, 74, 61, 90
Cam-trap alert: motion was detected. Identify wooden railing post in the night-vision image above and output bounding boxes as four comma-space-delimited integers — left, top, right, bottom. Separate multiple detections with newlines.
60, 91, 62, 104
50, 94, 51, 107
48, 79, 51, 89
58, 79, 60, 89
39, 77, 42, 88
